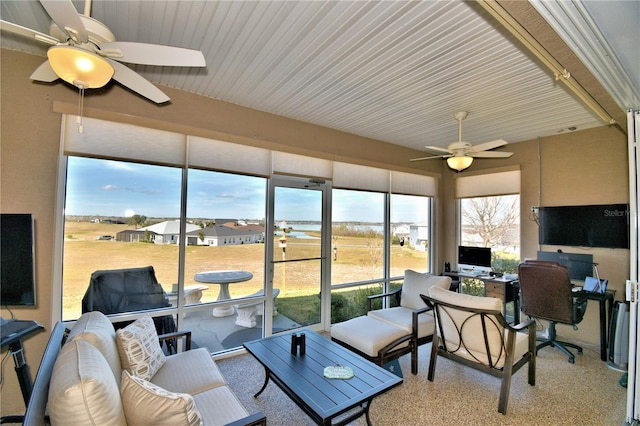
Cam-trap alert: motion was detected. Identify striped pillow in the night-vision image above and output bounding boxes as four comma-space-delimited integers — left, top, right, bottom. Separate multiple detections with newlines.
116, 315, 165, 381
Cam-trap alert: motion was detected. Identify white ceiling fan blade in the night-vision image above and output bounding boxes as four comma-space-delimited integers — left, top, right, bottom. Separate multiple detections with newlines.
108, 59, 170, 104
410, 154, 450, 162
424, 145, 452, 154
469, 151, 514, 158
30, 60, 59, 82
467, 139, 508, 153
101, 42, 206, 67
0, 20, 59, 45
40, 0, 88, 44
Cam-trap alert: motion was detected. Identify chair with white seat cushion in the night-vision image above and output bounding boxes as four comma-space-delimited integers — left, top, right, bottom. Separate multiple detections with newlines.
331, 270, 451, 375
421, 286, 536, 415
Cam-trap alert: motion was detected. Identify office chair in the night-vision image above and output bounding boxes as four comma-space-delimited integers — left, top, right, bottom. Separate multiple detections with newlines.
517, 260, 588, 363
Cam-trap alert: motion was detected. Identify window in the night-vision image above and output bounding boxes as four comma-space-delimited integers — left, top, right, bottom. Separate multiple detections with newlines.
62, 157, 182, 321
457, 169, 521, 275
57, 115, 438, 351
331, 189, 385, 285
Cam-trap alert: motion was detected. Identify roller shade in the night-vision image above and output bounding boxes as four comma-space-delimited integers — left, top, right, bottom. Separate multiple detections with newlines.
333, 162, 390, 192
63, 115, 186, 166
456, 169, 520, 198
63, 115, 434, 197
391, 171, 436, 196
189, 136, 271, 176
272, 152, 333, 179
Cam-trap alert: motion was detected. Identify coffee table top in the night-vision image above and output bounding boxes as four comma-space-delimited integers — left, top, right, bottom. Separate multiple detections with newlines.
244, 329, 402, 424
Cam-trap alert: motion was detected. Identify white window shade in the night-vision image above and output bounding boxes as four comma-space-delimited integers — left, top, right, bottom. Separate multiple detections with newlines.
333, 162, 390, 192
272, 152, 332, 179
189, 136, 271, 176
391, 171, 436, 196
63, 115, 186, 166
456, 170, 521, 198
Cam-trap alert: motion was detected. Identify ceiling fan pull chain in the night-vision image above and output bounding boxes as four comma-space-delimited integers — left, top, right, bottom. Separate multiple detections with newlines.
77, 87, 85, 134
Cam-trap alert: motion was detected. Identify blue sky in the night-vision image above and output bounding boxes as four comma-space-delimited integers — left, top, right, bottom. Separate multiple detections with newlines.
65, 157, 428, 223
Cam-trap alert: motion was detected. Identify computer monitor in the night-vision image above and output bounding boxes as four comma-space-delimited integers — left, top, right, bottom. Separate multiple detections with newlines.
457, 246, 492, 274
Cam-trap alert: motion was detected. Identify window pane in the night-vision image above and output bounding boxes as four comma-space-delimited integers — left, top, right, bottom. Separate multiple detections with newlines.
459, 194, 520, 273
390, 194, 430, 276
63, 157, 182, 321
186, 169, 266, 302
331, 189, 384, 285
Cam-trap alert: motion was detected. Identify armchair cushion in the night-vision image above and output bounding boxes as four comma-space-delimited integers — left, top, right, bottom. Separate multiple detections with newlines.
120, 370, 202, 426
400, 270, 451, 310
367, 306, 435, 338
428, 287, 529, 368
116, 315, 166, 381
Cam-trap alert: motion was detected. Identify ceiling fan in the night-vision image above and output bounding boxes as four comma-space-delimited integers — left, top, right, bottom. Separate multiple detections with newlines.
411, 111, 513, 171
0, 0, 206, 103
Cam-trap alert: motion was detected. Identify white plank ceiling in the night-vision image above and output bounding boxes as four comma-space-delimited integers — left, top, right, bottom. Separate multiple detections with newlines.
0, 0, 627, 153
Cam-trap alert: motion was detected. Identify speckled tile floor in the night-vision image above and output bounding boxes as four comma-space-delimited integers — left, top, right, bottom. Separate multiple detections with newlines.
218, 338, 628, 425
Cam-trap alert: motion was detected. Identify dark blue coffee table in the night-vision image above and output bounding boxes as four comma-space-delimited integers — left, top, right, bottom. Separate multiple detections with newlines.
244, 329, 402, 425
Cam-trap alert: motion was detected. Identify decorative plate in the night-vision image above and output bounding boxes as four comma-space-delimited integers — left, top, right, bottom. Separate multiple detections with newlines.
324, 365, 354, 379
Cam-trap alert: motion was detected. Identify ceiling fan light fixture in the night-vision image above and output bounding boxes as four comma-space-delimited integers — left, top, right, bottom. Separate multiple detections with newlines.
47, 46, 114, 88
447, 155, 473, 171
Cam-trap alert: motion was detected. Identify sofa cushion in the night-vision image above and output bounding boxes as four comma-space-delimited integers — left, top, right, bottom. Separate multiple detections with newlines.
151, 347, 227, 395
192, 385, 251, 425
120, 370, 203, 426
67, 310, 122, 385
48, 339, 126, 426
428, 286, 529, 368
367, 306, 436, 338
400, 270, 451, 310
116, 315, 166, 381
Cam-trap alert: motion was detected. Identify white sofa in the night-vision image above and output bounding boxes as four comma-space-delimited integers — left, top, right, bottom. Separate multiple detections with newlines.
24, 311, 265, 426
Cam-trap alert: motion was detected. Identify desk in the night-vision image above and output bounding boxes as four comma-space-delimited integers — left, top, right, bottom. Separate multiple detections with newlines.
194, 270, 253, 317
575, 289, 615, 361
444, 272, 520, 323
1, 319, 44, 410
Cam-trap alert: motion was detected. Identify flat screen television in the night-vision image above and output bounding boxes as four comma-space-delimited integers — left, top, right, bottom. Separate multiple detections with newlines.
1, 214, 36, 306
457, 246, 492, 273
538, 204, 629, 249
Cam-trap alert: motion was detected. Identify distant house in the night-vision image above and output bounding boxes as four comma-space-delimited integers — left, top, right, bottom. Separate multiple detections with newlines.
186, 224, 264, 246
116, 220, 200, 244
409, 224, 429, 251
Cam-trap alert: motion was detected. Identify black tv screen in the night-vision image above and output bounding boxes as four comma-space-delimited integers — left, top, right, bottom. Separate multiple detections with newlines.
538, 204, 629, 249
1, 214, 36, 306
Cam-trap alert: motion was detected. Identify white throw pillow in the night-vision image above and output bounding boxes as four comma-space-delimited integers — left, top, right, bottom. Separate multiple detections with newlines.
116, 315, 166, 381
400, 269, 452, 310
120, 370, 203, 426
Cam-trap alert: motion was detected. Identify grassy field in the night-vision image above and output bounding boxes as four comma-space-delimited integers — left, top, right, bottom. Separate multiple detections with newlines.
62, 221, 427, 320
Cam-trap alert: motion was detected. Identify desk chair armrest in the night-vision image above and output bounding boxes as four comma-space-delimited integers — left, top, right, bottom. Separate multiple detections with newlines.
158, 329, 192, 351
367, 287, 402, 311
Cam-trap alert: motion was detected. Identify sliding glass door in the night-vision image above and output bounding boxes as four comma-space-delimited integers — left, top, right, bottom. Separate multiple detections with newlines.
266, 176, 330, 334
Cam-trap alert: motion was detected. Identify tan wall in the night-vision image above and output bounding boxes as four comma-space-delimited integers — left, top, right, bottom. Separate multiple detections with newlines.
0, 49, 630, 415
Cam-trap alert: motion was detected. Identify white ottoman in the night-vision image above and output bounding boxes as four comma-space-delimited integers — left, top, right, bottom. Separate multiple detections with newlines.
331, 316, 410, 359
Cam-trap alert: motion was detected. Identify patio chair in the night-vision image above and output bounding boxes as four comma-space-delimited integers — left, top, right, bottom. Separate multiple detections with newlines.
421, 286, 536, 414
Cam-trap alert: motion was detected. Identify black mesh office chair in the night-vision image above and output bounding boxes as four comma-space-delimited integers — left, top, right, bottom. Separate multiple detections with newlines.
517, 260, 588, 363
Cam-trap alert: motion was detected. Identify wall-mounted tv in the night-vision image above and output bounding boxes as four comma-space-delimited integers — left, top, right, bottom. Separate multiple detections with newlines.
457, 246, 492, 273
538, 204, 629, 249
1, 214, 36, 306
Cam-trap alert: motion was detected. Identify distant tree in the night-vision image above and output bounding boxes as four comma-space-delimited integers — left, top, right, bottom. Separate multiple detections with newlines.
461, 196, 518, 248
127, 214, 147, 229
